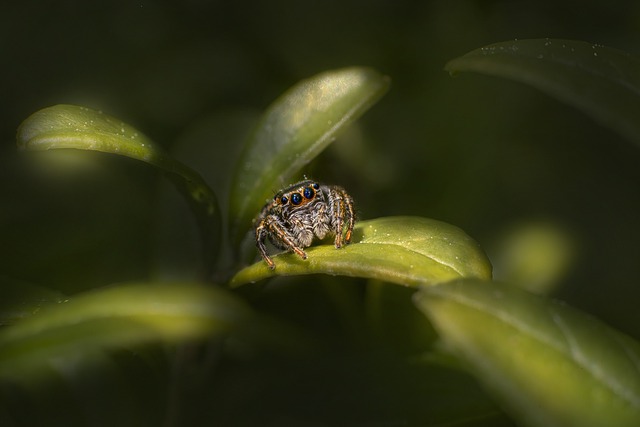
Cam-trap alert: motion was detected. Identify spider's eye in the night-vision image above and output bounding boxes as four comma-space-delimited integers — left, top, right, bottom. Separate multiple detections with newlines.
291, 193, 302, 205
312, 183, 320, 190
303, 186, 315, 199
280, 196, 288, 205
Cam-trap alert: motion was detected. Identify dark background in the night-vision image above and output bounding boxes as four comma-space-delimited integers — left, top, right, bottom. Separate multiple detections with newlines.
2, 0, 640, 337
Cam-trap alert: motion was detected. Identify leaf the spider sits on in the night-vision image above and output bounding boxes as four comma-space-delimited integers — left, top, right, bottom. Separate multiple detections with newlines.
0, 282, 250, 382
16, 104, 222, 267
414, 279, 640, 427
230, 216, 492, 288
228, 67, 390, 246
445, 38, 640, 145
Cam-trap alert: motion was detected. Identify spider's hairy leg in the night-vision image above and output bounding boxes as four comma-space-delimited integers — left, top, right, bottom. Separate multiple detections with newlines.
332, 199, 343, 248
255, 222, 276, 269
328, 186, 355, 248
342, 189, 355, 244
258, 215, 307, 269
330, 187, 346, 248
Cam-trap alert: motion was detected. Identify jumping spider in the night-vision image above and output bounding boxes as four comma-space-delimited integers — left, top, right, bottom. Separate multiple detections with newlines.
254, 179, 355, 269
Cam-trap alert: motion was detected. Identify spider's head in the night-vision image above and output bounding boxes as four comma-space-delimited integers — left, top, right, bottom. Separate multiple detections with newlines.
274, 180, 321, 209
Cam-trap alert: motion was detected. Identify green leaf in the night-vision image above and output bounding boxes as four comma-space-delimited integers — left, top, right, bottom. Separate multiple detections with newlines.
228, 67, 390, 245
16, 104, 222, 268
230, 216, 492, 288
0, 282, 250, 381
414, 279, 640, 427
445, 39, 640, 145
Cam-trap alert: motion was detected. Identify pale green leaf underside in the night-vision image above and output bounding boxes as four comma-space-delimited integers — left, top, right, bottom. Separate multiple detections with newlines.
16, 104, 221, 265
446, 39, 640, 145
229, 67, 390, 243
0, 283, 250, 380
415, 280, 640, 427
230, 216, 492, 288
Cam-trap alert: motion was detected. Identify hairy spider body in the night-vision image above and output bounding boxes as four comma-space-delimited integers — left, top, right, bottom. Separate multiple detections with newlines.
254, 179, 355, 269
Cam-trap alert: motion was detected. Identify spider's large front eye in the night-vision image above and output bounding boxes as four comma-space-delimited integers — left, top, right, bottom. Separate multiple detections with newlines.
291, 193, 302, 205
303, 186, 315, 199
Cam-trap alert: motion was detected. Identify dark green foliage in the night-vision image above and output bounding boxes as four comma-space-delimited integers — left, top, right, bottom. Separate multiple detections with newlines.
3, 3, 640, 426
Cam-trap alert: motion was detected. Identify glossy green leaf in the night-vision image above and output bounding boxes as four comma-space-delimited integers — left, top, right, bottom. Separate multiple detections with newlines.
446, 39, 640, 144
414, 279, 640, 427
229, 67, 390, 244
18, 105, 158, 162
16, 104, 221, 267
230, 216, 492, 288
0, 282, 250, 380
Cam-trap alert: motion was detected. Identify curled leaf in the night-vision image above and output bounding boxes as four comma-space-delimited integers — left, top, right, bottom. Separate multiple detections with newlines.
230, 216, 492, 288
446, 39, 640, 145
229, 67, 390, 244
415, 279, 640, 427
17, 105, 171, 165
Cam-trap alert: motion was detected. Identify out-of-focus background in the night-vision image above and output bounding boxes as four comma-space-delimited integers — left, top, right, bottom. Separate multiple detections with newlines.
2, 0, 640, 338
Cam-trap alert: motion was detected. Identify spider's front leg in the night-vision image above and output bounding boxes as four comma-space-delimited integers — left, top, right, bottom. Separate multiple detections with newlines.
256, 215, 307, 270
255, 222, 276, 270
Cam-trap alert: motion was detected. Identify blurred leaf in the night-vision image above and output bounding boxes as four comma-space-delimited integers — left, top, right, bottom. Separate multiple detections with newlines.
0, 278, 66, 325
414, 279, 640, 427
446, 39, 640, 145
228, 67, 390, 245
491, 221, 576, 294
230, 216, 492, 288
0, 282, 250, 381
16, 105, 221, 269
